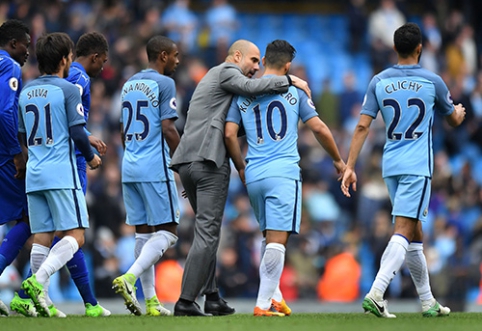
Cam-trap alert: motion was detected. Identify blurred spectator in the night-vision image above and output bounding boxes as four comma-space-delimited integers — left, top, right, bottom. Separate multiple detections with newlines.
339, 71, 363, 127
155, 249, 183, 303
347, 0, 368, 53
217, 247, 250, 298
315, 79, 339, 128
161, 0, 198, 53
317, 241, 361, 302
202, 0, 238, 66
368, 0, 406, 73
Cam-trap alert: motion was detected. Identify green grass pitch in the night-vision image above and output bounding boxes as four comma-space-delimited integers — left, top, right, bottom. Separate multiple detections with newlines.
2, 313, 482, 331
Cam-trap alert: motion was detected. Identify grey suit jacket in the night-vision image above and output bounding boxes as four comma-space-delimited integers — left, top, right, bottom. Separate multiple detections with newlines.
171, 62, 291, 169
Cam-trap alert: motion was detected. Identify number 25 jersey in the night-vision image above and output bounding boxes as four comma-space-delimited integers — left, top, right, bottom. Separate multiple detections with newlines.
121, 69, 178, 183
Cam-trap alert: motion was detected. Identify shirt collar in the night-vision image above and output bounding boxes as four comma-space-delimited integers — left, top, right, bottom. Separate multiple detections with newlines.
393, 64, 422, 69
71, 61, 87, 74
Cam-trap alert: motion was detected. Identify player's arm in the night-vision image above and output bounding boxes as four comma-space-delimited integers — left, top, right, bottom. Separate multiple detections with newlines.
224, 121, 245, 185
71, 74, 107, 155
88, 135, 107, 156
341, 114, 373, 197
445, 103, 466, 127
0, 67, 23, 162
305, 117, 345, 174
120, 122, 125, 149
65, 84, 101, 169
162, 118, 180, 157
219, 65, 289, 96
70, 124, 100, 169
14, 133, 27, 179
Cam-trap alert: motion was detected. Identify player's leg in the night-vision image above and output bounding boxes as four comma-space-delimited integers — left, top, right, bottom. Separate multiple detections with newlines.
407, 221, 450, 317
0, 161, 30, 275
363, 175, 421, 318
113, 182, 148, 315
260, 237, 292, 316
70, 160, 111, 316
251, 178, 299, 316
23, 189, 86, 316
143, 181, 179, 316
20, 191, 55, 317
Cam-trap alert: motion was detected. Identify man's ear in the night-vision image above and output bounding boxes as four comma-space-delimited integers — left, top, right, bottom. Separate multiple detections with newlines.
233, 50, 242, 63
261, 56, 266, 67
284, 62, 291, 74
91, 53, 99, 63
159, 50, 168, 62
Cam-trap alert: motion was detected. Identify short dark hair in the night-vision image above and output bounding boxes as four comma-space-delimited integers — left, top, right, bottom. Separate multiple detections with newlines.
0, 19, 30, 47
36, 33, 74, 74
75, 32, 109, 57
146, 36, 176, 62
264, 40, 296, 69
394, 23, 422, 58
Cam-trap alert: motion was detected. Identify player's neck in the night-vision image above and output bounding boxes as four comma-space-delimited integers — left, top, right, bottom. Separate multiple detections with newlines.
397, 54, 419, 66
263, 68, 285, 76
148, 64, 163, 75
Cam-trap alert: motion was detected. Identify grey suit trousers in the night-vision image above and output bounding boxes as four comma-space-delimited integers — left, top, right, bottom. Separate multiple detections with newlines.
177, 158, 231, 301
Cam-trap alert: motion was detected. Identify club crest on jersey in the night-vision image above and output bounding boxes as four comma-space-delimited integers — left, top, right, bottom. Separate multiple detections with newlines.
446, 91, 453, 105
76, 103, 85, 116
170, 97, 177, 110
423, 208, 428, 217
307, 98, 315, 109
9, 77, 18, 91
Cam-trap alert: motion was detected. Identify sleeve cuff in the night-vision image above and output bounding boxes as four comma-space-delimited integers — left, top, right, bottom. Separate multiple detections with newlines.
286, 74, 292, 86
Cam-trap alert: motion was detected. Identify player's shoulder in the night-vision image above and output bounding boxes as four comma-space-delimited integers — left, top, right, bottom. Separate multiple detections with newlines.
67, 64, 89, 85
413, 67, 443, 83
0, 53, 21, 74
54, 77, 81, 96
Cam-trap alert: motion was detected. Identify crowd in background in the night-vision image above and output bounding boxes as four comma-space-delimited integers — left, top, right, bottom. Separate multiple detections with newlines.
1, 0, 482, 311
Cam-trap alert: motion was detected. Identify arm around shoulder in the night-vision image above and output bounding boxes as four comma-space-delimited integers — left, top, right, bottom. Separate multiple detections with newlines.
219, 65, 289, 96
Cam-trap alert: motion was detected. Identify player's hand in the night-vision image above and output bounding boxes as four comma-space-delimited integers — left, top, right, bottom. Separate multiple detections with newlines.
238, 168, 246, 186
340, 167, 357, 198
89, 135, 107, 156
13, 152, 26, 179
333, 160, 346, 181
455, 103, 466, 121
88, 154, 102, 170
289, 75, 311, 99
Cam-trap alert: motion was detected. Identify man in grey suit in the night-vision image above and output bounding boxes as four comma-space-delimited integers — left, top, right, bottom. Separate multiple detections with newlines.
171, 39, 310, 316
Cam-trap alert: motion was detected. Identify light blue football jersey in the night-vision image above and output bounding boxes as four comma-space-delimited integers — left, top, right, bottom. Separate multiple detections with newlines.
18, 76, 86, 193
361, 64, 454, 178
226, 78, 318, 184
121, 69, 178, 182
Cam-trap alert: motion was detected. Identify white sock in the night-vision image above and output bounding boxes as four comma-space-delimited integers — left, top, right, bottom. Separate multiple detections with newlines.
406, 242, 434, 303
128, 231, 178, 298
370, 235, 409, 298
256, 243, 285, 310
133, 233, 154, 298
30, 244, 53, 304
31, 243, 50, 274
36, 236, 79, 285
260, 238, 283, 302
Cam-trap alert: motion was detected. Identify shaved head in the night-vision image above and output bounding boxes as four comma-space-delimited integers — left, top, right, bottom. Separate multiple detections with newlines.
225, 39, 261, 77
227, 39, 255, 57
